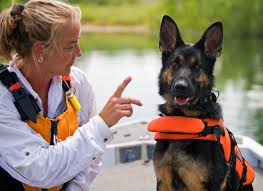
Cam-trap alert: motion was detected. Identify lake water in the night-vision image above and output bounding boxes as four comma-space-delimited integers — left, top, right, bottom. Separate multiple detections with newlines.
76, 37, 263, 144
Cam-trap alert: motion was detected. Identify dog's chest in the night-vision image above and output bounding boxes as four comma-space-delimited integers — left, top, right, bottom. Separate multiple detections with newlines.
155, 140, 209, 173
153, 140, 226, 191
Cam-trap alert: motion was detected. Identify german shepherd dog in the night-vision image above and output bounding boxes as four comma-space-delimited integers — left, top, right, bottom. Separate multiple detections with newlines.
153, 15, 254, 191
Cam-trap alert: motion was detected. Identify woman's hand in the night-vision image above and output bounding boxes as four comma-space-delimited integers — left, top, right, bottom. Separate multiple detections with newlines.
99, 76, 142, 127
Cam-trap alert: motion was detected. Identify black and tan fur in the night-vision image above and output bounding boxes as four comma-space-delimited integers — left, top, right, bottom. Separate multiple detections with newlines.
153, 15, 253, 191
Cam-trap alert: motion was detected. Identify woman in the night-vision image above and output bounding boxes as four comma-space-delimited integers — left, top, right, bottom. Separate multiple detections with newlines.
0, 0, 142, 190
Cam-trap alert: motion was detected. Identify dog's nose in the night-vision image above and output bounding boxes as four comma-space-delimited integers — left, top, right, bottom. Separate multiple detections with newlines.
171, 80, 189, 96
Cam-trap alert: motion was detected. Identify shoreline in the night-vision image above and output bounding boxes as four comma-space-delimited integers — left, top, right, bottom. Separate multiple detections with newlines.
81, 24, 152, 35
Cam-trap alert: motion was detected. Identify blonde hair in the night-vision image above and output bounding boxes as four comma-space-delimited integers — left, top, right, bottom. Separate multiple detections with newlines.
0, 0, 81, 60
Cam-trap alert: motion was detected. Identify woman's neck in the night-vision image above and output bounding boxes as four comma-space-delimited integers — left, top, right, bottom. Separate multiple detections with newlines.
19, 59, 53, 116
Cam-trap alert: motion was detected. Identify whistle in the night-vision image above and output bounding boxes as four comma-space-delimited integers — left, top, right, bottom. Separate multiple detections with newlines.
66, 91, 81, 111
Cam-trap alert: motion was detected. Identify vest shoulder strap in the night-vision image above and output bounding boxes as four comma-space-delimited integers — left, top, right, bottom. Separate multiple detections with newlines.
61, 75, 71, 92
0, 64, 40, 122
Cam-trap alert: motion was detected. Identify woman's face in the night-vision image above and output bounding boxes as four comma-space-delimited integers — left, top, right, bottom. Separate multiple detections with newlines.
41, 20, 81, 77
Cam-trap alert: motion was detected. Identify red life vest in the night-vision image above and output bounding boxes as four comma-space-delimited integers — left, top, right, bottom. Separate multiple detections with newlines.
148, 116, 255, 186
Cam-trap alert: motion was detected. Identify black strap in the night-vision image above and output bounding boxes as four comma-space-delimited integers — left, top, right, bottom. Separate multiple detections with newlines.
228, 130, 238, 180
50, 120, 59, 145
228, 131, 237, 162
241, 160, 247, 184
199, 125, 225, 138
0, 64, 40, 122
62, 80, 70, 92
60, 181, 70, 191
228, 130, 248, 186
196, 125, 224, 145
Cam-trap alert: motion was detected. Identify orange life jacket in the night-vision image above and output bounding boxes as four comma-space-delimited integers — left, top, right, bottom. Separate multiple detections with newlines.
148, 116, 255, 186
22, 76, 79, 191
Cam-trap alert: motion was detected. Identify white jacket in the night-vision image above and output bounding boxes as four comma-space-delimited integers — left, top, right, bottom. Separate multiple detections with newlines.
0, 64, 112, 190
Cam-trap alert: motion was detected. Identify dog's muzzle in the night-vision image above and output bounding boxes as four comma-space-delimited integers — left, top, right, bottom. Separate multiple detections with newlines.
171, 80, 193, 106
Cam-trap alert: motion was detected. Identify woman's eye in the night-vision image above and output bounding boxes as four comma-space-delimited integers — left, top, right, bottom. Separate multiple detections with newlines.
65, 43, 78, 50
65, 46, 74, 50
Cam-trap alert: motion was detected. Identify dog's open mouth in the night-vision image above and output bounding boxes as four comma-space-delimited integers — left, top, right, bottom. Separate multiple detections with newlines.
174, 96, 191, 106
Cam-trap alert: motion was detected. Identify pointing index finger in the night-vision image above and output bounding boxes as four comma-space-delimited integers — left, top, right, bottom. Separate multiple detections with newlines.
112, 76, 132, 97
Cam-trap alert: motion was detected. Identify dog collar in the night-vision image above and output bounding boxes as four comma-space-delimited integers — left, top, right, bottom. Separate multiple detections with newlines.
198, 91, 219, 105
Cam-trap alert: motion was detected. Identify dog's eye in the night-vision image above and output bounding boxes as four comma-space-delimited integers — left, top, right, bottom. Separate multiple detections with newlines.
191, 63, 200, 71
171, 61, 180, 69
189, 56, 198, 67
174, 59, 180, 66
174, 54, 184, 63
192, 61, 199, 68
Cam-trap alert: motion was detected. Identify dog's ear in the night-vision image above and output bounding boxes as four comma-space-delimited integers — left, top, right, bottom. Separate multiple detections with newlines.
197, 22, 223, 59
159, 15, 184, 53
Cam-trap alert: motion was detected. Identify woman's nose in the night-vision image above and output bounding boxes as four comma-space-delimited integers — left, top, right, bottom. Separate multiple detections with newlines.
75, 44, 82, 57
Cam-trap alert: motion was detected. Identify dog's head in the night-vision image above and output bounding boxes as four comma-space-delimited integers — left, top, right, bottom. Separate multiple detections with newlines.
158, 16, 223, 117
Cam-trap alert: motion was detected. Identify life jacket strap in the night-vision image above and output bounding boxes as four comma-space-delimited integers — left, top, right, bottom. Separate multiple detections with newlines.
199, 125, 225, 141
50, 120, 59, 145
241, 161, 248, 184
9, 82, 22, 91
228, 130, 237, 166
0, 64, 40, 123
227, 130, 251, 186
61, 76, 71, 92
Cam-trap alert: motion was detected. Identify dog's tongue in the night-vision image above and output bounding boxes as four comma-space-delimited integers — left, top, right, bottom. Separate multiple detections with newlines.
175, 96, 189, 106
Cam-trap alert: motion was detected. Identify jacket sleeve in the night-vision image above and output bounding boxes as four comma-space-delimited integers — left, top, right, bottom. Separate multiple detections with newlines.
65, 159, 103, 191
65, 68, 112, 191
0, 84, 112, 188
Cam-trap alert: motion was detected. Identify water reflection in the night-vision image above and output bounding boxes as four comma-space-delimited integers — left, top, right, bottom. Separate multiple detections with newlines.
76, 38, 263, 144
76, 50, 163, 122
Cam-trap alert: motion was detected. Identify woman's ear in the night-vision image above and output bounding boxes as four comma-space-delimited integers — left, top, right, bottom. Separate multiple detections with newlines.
31, 41, 45, 63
